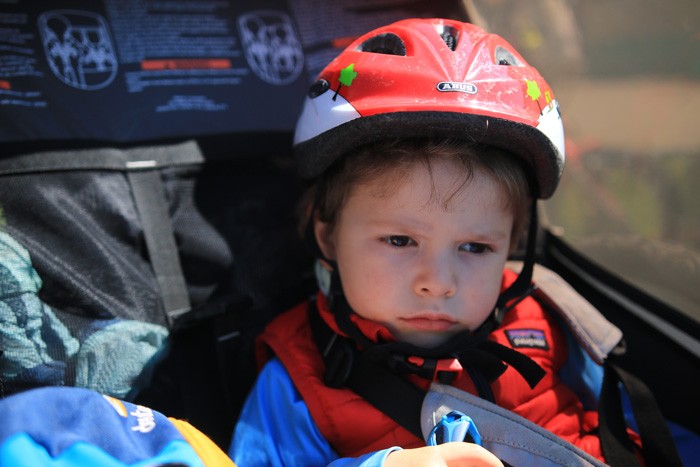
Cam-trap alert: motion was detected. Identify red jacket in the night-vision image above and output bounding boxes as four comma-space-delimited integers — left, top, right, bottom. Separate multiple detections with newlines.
257, 269, 604, 460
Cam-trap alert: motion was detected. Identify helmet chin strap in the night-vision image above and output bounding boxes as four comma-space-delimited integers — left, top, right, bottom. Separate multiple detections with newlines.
321, 262, 544, 392
481, 197, 540, 331
306, 199, 545, 391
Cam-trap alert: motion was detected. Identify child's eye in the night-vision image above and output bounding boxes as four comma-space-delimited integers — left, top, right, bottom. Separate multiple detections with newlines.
460, 242, 490, 254
384, 235, 414, 247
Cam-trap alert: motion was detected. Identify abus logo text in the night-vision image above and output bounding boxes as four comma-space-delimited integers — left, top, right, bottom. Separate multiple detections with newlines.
436, 82, 477, 94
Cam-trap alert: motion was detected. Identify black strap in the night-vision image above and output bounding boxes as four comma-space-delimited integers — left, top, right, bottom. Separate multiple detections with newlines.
599, 359, 683, 467
128, 169, 190, 327
0, 140, 204, 175
495, 199, 538, 311
472, 339, 545, 388
308, 302, 425, 439
308, 300, 547, 441
348, 352, 426, 439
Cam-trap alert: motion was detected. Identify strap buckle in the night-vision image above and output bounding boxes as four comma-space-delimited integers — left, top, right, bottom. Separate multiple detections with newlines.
427, 410, 482, 446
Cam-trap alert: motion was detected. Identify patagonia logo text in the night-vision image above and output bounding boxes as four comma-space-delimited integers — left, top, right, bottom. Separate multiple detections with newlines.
436, 82, 477, 94
505, 329, 549, 350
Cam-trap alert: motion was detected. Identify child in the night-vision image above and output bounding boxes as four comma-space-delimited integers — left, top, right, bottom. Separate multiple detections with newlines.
230, 18, 601, 466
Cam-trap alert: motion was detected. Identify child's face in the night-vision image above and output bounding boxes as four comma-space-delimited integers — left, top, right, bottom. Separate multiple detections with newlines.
315, 157, 515, 348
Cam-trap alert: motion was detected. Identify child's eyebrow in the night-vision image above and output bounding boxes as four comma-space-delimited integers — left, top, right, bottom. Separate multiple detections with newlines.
366, 218, 510, 241
454, 228, 510, 243
465, 229, 509, 240
364, 216, 430, 232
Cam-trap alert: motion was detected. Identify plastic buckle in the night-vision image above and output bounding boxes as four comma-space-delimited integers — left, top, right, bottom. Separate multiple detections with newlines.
407, 356, 463, 383
427, 410, 482, 446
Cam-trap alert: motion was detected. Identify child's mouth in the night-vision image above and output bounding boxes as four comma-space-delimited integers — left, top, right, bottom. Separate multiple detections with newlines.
400, 314, 457, 332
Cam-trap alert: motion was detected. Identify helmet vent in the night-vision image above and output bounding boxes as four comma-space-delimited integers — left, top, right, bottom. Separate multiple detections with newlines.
308, 79, 330, 98
439, 26, 459, 51
495, 46, 522, 66
357, 33, 406, 56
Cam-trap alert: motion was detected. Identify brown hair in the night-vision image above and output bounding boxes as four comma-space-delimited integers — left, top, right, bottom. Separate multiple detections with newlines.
302, 138, 532, 251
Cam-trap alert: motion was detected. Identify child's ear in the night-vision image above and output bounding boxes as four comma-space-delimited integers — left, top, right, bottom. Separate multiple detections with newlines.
313, 218, 337, 262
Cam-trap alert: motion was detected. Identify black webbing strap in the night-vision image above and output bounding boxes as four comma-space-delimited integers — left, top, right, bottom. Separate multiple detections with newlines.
495, 199, 538, 312
127, 169, 190, 326
308, 302, 425, 439
0, 140, 204, 174
347, 351, 426, 439
599, 360, 683, 467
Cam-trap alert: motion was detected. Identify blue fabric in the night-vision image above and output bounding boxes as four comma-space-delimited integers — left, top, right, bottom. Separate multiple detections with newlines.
230, 358, 399, 467
0, 230, 169, 399
557, 320, 604, 411
668, 421, 700, 466
1, 434, 200, 467
0, 231, 79, 387
0, 386, 205, 466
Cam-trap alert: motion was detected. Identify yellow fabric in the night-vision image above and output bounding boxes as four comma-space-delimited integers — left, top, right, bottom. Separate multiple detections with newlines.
169, 417, 236, 466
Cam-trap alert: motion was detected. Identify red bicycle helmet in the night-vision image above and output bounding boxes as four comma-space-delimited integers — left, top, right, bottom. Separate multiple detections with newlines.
294, 18, 564, 198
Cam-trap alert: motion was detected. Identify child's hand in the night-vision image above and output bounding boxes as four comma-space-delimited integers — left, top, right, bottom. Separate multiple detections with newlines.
384, 442, 504, 466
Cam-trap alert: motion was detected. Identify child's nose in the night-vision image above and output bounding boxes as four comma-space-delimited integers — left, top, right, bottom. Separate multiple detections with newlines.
413, 252, 457, 298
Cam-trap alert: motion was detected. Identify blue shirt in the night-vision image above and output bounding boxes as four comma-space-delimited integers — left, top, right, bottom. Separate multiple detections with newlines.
229, 357, 401, 466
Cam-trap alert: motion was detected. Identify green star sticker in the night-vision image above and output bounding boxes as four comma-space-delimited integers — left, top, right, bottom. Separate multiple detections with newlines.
339, 63, 358, 87
526, 79, 543, 114
333, 63, 357, 100
526, 79, 541, 101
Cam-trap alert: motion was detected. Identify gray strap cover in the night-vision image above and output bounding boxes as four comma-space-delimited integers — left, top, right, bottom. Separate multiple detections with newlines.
508, 261, 623, 364
422, 383, 608, 467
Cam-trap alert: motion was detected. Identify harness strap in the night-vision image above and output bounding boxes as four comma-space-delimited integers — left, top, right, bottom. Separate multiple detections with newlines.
423, 383, 605, 467
348, 349, 427, 439
0, 140, 204, 174
128, 169, 190, 326
308, 299, 546, 438
308, 302, 425, 438
599, 359, 683, 467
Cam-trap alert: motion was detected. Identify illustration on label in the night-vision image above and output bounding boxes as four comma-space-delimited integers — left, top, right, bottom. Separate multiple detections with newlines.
237, 11, 303, 86
38, 10, 118, 90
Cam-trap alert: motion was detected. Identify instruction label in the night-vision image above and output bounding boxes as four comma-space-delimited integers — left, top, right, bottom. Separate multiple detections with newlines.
0, 0, 462, 144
